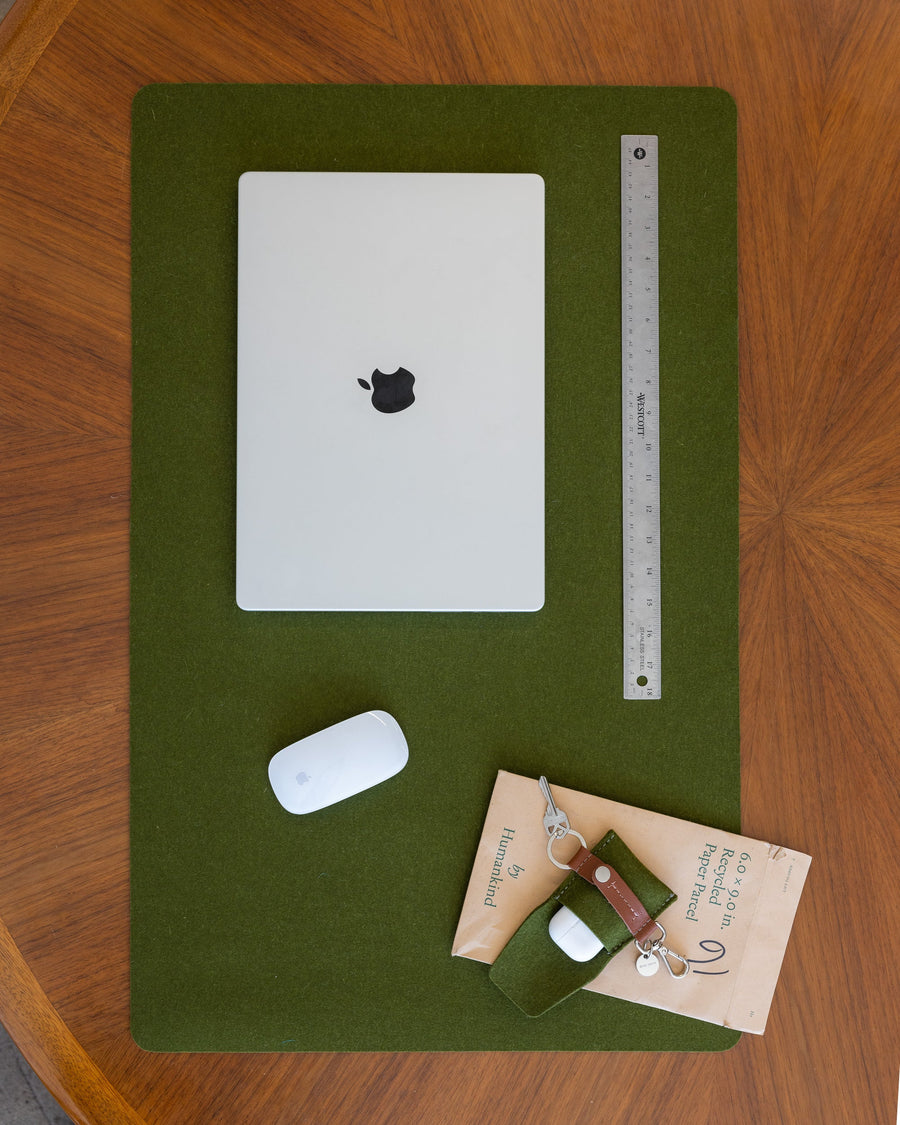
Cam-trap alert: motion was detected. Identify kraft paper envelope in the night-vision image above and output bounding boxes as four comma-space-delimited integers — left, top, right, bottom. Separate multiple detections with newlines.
453, 772, 811, 1034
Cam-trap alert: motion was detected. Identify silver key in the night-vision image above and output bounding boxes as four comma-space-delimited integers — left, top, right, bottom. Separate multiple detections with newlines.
538, 775, 570, 838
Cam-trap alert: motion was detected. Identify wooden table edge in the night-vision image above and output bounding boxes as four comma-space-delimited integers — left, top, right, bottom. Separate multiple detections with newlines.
0, 914, 146, 1125
0, 0, 80, 125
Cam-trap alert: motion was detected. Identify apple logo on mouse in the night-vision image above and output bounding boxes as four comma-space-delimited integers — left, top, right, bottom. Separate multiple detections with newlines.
357, 367, 416, 413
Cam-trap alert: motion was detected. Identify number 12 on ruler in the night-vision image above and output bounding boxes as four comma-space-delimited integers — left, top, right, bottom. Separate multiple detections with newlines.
622, 135, 662, 699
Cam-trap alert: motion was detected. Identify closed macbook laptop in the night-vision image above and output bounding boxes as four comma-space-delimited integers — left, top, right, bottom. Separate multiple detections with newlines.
236, 171, 544, 611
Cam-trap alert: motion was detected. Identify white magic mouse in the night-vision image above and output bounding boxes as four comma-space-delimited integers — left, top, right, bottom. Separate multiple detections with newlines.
267, 710, 408, 814
549, 905, 605, 962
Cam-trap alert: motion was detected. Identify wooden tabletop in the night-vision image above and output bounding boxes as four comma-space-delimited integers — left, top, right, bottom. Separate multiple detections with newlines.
1, 0, 897, 1121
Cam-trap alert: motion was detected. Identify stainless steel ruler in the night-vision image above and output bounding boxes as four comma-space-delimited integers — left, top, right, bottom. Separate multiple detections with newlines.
621, 135, 661, 699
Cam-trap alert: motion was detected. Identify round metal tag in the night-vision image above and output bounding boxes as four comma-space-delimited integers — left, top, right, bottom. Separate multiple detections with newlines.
636, 951, 659, 977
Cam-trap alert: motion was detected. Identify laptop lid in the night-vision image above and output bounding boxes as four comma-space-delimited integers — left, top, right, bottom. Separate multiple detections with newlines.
236, 172, 544, 611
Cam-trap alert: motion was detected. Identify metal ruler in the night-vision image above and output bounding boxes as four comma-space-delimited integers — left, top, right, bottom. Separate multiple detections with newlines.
621, 135, 661, 699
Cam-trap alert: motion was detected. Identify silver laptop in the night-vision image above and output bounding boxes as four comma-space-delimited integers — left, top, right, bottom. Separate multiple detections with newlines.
236, 172, 544, 611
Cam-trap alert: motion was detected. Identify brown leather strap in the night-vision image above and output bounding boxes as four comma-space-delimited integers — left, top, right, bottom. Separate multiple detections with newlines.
566, 846, 657, 940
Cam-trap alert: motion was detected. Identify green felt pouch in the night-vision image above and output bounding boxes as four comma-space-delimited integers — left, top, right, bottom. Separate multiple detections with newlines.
489, 830, 676, 1017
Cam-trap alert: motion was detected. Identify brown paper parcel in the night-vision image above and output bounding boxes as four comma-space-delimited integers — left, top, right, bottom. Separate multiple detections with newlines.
452, 771, 811, 1034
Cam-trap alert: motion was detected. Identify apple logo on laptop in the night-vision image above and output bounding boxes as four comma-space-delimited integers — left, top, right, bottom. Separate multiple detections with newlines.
358, 367, 416, 413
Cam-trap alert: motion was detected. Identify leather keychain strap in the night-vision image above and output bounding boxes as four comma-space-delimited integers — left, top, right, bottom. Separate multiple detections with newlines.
566, 845, 659, 944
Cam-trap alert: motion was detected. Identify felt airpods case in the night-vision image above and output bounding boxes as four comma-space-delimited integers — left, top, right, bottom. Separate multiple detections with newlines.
489, 830, 676, 1017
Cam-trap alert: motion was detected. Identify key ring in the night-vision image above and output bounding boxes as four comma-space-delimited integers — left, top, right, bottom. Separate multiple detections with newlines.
633, 922, 691, 979
546, 826, 587, 869
539, 777, 586, 868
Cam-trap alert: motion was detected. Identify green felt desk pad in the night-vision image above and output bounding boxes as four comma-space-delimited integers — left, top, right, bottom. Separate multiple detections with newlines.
130, 84, 739, 1052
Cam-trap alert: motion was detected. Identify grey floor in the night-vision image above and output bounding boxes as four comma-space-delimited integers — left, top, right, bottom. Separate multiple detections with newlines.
1, 5, 72, 1118
0, 1023, 73, 1125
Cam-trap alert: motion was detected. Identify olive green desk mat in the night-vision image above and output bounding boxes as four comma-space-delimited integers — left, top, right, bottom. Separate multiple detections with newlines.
130, 84, 739, 1052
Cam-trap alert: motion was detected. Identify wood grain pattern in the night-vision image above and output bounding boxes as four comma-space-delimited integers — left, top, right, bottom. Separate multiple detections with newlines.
0, 0, 79, 123
1, 0, 897, 1121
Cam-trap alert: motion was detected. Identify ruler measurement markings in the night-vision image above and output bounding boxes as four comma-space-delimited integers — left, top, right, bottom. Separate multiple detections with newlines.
622, 135, 662, 699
